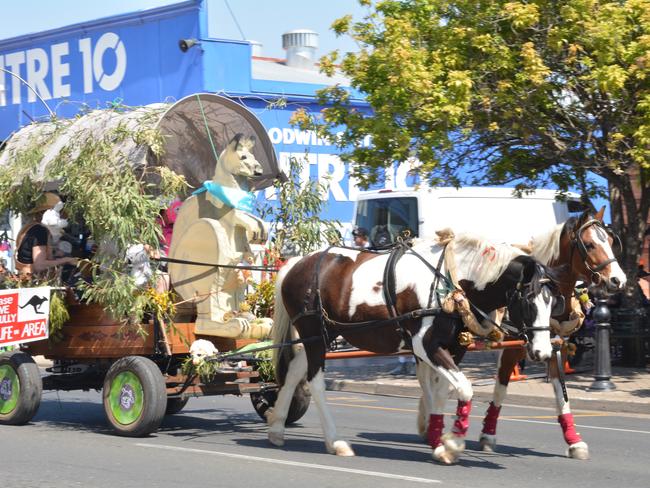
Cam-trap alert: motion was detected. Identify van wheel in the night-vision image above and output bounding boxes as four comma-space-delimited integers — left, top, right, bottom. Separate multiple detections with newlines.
0, 351, 42, 425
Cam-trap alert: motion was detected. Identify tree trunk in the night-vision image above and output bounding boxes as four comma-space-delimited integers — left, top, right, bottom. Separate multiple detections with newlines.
613, 176, 648, 309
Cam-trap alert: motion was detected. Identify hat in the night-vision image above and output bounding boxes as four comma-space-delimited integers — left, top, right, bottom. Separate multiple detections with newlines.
352, 227, 368, 238
28, 192, 61, 214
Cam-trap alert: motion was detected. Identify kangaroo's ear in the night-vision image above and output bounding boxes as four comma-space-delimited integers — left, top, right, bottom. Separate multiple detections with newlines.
228, 133, 244, 150
594, 205, 606, 222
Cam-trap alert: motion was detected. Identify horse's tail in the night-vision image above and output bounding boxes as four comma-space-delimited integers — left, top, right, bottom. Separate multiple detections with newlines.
272, 256, 301, 386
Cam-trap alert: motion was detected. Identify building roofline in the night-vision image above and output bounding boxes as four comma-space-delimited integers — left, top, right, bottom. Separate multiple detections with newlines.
0, 0, 200, 50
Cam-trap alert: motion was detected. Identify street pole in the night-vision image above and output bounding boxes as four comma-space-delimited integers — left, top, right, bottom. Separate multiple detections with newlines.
589, 291, 616, 391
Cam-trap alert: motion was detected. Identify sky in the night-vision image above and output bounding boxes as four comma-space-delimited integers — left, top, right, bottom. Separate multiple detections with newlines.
1, 0, 366, 59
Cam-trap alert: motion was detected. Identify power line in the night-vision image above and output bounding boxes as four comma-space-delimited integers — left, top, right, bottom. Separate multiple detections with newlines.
224, 0, 246, 40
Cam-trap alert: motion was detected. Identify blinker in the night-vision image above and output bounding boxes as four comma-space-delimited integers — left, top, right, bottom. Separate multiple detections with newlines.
551, 294, 566, 317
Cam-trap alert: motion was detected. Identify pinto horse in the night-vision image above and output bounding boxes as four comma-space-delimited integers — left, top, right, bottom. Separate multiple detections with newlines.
267, 233, 561, 463
478, 207, 627, 459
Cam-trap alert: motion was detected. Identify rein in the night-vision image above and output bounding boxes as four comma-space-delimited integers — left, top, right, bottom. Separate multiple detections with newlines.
155, 256, 279, 273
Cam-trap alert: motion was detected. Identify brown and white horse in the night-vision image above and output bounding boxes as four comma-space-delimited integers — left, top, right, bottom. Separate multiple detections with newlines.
478, 208, 627, 459
267, 234, 561, 463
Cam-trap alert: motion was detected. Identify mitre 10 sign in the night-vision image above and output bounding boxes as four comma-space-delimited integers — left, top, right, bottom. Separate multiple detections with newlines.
0, 287, 51, 348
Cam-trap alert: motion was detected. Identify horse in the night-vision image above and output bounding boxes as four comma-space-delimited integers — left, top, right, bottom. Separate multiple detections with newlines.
477, 207, 627, 459
169, 133, 271, 339
267, 232, 562, 464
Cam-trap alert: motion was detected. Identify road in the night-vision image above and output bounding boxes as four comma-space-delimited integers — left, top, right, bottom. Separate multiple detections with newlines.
2, 388, 649, 488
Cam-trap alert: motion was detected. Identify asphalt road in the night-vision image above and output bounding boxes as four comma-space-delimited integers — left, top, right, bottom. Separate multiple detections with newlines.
2, 388, 649, 488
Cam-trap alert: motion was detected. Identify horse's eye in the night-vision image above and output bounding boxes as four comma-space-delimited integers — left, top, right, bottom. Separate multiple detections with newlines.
585, 242, 595, 251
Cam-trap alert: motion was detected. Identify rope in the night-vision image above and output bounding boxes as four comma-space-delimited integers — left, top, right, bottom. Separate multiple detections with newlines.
195, 94, 220, 166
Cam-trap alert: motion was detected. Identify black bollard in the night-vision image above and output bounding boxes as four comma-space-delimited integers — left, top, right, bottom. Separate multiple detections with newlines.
589, 292, 616, 391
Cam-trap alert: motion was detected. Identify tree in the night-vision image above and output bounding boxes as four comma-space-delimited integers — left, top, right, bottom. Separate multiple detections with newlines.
312, 0, 650, 304
257, 155, 341, 256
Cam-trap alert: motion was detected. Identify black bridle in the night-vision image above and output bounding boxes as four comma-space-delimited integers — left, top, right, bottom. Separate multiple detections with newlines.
570, 219, 620, 283
504, 276, 563, 342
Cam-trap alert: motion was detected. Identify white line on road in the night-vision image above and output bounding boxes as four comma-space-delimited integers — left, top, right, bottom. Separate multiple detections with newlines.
503, 418, 650, 434
136, 443, 441, 484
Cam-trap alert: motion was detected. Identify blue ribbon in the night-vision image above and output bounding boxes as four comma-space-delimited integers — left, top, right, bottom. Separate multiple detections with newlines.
193, 181, 255, 212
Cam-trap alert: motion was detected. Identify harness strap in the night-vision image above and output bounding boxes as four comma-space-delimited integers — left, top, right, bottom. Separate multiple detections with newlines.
382, 241, 412, 347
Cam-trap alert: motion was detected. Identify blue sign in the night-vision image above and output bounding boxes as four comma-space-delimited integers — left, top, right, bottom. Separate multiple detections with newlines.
0, 3, 203, 139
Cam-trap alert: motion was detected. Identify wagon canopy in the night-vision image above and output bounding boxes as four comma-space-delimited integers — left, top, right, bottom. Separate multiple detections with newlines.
0, 93, 282, 191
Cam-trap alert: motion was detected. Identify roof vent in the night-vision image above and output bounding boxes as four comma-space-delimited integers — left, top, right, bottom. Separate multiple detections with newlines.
248, 40, 263, 57
282, 29, 319, 69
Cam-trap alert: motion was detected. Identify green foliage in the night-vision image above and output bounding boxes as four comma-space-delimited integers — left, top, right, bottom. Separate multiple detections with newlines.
0, 105, 188, 328
245, 276, 276, 318
316, 0, 650, 300
258, 155, 342, 256
48, 290, 70, 341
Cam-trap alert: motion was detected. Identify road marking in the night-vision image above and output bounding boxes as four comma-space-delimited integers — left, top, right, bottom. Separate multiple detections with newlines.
328, 396, 377, 402
502, 418, 650, 435
328, 402, 649, 433
136, 443, 441, 484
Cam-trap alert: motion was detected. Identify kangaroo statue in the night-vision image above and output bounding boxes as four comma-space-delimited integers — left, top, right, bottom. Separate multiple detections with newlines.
168, 134, 272, 339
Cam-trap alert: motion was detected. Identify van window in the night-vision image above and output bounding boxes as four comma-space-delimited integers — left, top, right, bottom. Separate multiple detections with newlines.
356, 197, 419, 246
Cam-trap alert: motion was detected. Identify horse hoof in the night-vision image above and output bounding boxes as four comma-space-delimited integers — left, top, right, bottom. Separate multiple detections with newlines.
442, 433, 465, 454
332, 440, 355, 456
432, 445, 458, 465
567, 441, 589, 460
479, 433, 497, 452
268, 431, 285, 447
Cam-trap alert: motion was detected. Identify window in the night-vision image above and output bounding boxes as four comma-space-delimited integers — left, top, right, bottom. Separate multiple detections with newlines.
355, 197, 418, 246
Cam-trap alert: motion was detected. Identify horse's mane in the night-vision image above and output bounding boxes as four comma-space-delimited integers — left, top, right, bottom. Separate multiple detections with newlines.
530, 216, 579, 266
449, 233, 525, 290
530, 222, 564, 265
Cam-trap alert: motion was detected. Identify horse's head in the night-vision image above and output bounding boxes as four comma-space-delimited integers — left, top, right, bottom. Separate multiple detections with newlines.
217, 134, 263, 180
503, 256, 563, 362
564, 207, 626, 292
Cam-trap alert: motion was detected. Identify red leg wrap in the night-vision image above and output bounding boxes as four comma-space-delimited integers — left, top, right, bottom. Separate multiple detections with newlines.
482, 402, 501, 436
452, 400, 472, 437
428, 414, 444, 448
558, 413, 582, 445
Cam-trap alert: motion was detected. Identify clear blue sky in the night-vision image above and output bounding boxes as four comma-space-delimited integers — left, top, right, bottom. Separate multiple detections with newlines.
1, 0, 366, 59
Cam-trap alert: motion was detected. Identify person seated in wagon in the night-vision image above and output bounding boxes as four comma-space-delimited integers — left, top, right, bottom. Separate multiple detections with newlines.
15, 192, 79, 279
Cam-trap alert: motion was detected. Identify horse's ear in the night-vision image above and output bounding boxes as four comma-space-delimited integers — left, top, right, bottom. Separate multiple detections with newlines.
595, 205, 605, 222
520, 256, 540, 283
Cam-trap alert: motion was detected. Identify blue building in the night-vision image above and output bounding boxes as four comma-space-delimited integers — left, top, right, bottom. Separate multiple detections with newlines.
0, 0, 417, 230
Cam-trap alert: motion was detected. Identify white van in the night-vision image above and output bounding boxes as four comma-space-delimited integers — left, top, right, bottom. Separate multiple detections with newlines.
353, 187, 583, 247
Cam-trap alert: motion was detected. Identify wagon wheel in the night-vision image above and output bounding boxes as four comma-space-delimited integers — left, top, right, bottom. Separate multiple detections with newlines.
165, 397, 189, 415
250, 380, 310, 425
102, 356, 167, 437
0, 351, 42, 425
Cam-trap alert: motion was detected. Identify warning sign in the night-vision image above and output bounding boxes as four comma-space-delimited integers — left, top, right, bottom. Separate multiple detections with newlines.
0, 287, 51, 348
